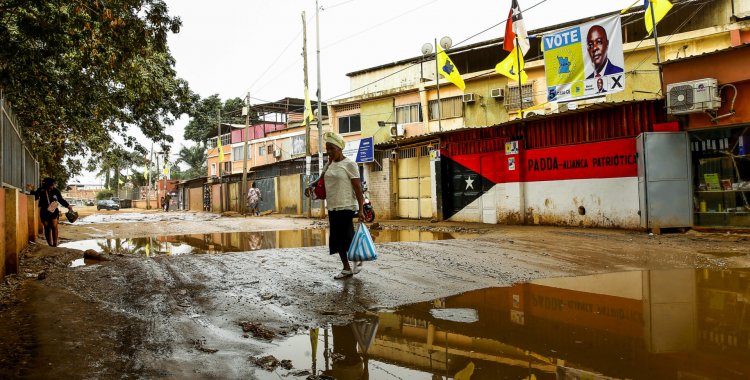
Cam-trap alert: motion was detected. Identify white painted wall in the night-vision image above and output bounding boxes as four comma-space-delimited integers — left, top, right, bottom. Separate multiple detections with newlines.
448, 177, 640, 228
525, 177, 640, 228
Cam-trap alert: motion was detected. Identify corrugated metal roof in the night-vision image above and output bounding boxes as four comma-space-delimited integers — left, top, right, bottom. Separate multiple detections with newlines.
658, 43, 750, 66
374, 99, 659, 148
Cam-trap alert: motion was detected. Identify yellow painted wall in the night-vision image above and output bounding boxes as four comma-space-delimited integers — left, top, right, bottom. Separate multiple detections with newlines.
277, 174, 302, 215
360, 97, 395, 144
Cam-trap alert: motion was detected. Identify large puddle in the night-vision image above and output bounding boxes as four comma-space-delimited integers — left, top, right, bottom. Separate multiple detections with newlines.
256, 268, 750, 379
59, 229, 461, 256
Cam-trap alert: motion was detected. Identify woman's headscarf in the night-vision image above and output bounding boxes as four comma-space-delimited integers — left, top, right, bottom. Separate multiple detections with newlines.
324, 132, 346, 150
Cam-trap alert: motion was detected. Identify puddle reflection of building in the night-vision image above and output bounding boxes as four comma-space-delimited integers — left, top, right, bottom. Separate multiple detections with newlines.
362, 269, 750, 380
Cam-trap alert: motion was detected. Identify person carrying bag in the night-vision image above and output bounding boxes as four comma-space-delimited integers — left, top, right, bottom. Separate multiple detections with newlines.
305, 132, 367, 280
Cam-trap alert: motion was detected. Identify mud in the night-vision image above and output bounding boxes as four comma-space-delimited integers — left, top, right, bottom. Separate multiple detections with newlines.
0, 210, 749, 378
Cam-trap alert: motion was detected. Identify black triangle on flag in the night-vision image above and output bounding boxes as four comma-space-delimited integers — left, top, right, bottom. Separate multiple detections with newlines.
441, 155, 497, 220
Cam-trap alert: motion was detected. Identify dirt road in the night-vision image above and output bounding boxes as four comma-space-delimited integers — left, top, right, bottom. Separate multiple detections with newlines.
0, 209, 748, 378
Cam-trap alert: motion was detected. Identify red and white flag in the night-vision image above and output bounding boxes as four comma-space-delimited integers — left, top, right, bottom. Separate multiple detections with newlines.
503, 0, 529, 55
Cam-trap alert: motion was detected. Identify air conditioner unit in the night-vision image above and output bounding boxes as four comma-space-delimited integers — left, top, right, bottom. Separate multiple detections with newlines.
273, 149, 282, 158
463, 93, 476, 103
490, 88, 505, 99
389, 124, 405, 138
524, 110, 544, 118
667, 78, 721, 115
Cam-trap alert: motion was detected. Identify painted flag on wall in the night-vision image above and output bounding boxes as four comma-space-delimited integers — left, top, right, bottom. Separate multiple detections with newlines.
302, 86, 314, 127
436, 45, 466, 91
645, 0, 673, 35
503, 0, 529, 55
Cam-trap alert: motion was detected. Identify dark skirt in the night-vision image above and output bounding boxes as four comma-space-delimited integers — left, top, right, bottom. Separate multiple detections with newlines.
328, 210, 356, 256
40, 208, 60, 222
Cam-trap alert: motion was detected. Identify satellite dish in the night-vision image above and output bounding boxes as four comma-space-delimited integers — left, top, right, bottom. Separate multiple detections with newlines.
440, 36, 453, 50
421, 43, 433, 56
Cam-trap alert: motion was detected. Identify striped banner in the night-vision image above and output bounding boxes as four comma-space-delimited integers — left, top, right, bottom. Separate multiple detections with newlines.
347, 223, 378, 262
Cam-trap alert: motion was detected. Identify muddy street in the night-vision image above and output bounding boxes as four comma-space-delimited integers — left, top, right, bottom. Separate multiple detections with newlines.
1, 209, 749, 379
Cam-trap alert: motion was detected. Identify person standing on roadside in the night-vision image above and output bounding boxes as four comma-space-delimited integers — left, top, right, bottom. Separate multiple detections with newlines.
247, 183, 262, 216
164, 193, 171, 211
306, 132, 365, 280
35, 178, 72, 247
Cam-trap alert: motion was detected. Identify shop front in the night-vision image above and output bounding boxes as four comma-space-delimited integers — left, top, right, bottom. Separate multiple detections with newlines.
689, 125, 750, 227
661, 43, 750, 229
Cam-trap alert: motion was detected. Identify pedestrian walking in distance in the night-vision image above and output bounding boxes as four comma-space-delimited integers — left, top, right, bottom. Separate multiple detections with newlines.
247, 183, 262, 216
35, 177, 73, 247
306, 132, 365, 279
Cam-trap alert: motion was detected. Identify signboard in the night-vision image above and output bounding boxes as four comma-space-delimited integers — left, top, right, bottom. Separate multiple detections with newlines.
525, 138, 637, 182
505, 141, 519, 155
343, 137, 374, 163
543, 14, 625, 102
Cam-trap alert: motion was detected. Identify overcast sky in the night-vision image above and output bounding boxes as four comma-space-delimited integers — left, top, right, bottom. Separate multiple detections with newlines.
73, 0, 638, 184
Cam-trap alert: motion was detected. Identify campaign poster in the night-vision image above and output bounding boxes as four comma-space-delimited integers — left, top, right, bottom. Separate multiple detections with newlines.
543, 14, 625, 102
343, 137, 374, 163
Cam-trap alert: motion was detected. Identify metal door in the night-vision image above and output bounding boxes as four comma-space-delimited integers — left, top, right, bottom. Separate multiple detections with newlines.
254, 178, 276, 213
481, 156, 498, 224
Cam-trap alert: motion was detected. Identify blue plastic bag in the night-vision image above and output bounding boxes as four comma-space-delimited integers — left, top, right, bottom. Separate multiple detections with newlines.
347, 223, 378, 262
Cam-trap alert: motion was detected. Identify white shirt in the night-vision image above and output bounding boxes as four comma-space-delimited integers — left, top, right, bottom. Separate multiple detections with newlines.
324, 158, 360, 211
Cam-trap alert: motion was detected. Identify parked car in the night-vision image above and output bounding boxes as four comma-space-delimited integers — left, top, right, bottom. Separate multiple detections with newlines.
97, 199, 120, 211
85, 200, 94, 206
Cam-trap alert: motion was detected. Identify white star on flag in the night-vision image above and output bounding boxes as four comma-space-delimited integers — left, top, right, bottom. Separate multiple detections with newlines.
465, 176, 475, 190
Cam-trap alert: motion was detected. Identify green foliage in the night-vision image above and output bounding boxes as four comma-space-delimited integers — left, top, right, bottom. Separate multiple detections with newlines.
96, 190, 114, 200
184, 95, 253, 145
0, 0, 197, 184
175, 144, 207, 179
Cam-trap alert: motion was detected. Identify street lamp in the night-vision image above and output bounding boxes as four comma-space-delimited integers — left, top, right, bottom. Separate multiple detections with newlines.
421, 36, 452, 133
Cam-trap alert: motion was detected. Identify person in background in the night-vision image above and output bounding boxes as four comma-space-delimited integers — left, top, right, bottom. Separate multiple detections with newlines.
306, 132, 365, 279
164, 193, 171, 211
160, 196, 165, 211
35, 178, 72, 247
247, 183, 262, 216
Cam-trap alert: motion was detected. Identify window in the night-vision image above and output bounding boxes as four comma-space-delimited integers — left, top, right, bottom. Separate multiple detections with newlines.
505, 83, 534, 111
338, 114, 361, 134
267, 144, 274, 155
211, 163, 217, 176
258, 145, 265, 156
396, 104, 422, 124
223, 162, 232, 173
428, 96, 463, 120
292, 135, 306, 155
232, 146, 246, 161
207, 134, 231, 149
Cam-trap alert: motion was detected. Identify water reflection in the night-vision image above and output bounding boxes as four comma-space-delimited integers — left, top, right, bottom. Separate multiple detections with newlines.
59, 229, 458, 256
264, 268, 750, 380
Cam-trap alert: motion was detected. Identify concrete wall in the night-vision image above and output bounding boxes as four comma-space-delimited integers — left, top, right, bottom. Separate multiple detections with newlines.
188, 187, 203, 211
361, 98, 395, 145
27, 194, 37, 242
4, 189, 28, 276
367, 158, 395, 220
0, 188, 5, 280
132, 199, 160, 209
277, 174, 302, 215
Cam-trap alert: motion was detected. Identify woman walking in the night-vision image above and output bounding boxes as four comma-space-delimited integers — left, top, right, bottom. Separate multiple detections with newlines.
308, 132, 365, 279
35, 178, 72, 247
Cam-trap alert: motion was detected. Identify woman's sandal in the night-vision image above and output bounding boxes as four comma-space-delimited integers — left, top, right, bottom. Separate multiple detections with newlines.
334, 270, 354, 279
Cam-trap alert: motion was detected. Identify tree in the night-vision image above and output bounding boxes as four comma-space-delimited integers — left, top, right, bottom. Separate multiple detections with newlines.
184, 95, 253, 145
0, 0, 197, 184
175, 144, 207, 179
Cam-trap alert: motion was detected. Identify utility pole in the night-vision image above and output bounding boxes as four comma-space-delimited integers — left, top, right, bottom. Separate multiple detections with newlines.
434, 38, 442, 132
241, 92, 251, 216
515, 35, 524, 119
315, 0, 325, 219
302, 11, 312, 218
217, 109, 223, 213
148, 141, 154, 210
650, 3, 665, 94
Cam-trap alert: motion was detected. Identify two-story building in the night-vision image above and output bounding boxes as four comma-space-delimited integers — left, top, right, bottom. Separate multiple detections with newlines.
327, 0, 750, 229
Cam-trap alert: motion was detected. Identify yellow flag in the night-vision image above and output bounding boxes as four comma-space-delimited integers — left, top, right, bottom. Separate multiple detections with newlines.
495, 45, 528, 84
645, 0, 673, 35
302, 86, 314, 127
217, 136, 225, 163
144, 161, 149, 180
454, 362, 475, 380
436, 45, 466, 91
163, 163, 169, 176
